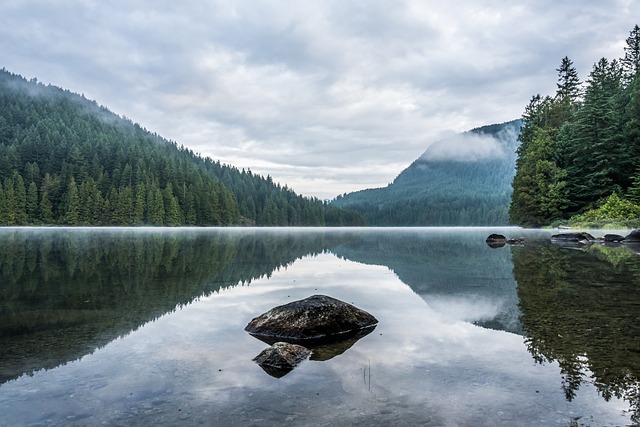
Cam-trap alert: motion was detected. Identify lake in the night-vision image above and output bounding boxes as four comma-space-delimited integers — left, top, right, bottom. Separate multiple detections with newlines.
1, 227, 639, 426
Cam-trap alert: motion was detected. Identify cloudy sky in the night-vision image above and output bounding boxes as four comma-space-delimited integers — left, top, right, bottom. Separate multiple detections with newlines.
0, 1, 637, 199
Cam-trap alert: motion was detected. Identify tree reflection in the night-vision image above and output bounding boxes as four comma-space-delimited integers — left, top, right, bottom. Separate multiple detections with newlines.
0, 229, 330, 384
513, 240, 640, 422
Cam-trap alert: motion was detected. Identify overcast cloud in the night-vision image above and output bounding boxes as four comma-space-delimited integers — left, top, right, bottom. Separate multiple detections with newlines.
0, 1, 637, 199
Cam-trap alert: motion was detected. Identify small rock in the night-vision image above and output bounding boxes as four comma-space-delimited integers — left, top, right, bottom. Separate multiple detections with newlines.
486, 234, 507, 248
252, 342, 311, 378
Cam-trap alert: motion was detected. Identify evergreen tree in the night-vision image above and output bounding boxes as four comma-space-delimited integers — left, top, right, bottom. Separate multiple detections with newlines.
147, 187, 165, 225
39, 173, 55, 223
133, 182, 146, 225
622, 24, 640, 82
556, 56, 582, 101
13, 173, 27, 224
163, 183, 181, 226
63, 177, 80, 225
26, 181, 38, 222
2, 177, 16, 225
561, 58, 628, 211
510, 96, 569, 226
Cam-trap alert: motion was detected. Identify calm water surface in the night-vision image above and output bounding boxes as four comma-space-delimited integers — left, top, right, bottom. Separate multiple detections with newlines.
0, 227, 639, 426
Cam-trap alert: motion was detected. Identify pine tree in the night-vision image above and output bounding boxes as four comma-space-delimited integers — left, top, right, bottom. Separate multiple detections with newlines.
63, 177, 80, 225
163, 183, 181, 226
511, 95, 569, 225
26, 181, 38, 222
561, 58, 628, 211
13, 173, 27, 224
147, 187, 164, 225
133, 182, 146, 225
2, 177, 16, 225
556, 56, 582, 101
39, 174, 55, 223
622, 24, 640, 82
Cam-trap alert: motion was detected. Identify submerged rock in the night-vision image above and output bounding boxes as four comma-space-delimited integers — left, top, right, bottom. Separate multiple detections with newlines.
486, 234, 507, 248
486, 234, 524, 248
551, 232, 596, 245
244, 295, 378, 344
604, 234, 626, 243
252, 342, 311, 378
506, 237, 525, 245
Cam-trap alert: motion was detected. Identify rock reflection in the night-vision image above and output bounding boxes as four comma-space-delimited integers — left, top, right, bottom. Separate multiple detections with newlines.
250, 325, 376, 377
512, 240, 640, 423
253, 342, 312, 378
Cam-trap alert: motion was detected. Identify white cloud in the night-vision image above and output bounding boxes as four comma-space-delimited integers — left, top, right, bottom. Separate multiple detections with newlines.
0, 0, 637, 199
421, 132, 506, 162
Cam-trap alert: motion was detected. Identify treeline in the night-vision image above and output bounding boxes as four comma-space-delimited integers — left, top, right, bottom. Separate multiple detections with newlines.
333, 179, 512, 228
510, 25, 640, 227
0, 69, 364, 226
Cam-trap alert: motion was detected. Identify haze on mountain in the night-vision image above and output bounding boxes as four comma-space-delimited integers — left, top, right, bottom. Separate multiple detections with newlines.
331, 120, 523, 226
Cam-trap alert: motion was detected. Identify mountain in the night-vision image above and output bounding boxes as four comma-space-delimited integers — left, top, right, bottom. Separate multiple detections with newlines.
0, 69, 364, 226
331, 119, 523, 226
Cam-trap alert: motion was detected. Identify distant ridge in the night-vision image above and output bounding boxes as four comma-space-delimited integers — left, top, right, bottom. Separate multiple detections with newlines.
331, 119, 523, 226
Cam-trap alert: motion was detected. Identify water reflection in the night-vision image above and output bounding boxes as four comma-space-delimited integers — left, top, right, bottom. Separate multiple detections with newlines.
512, 238, 640, 423
0, 227, 638, 426
331, 228, 523, 334
0, 227, 330, 384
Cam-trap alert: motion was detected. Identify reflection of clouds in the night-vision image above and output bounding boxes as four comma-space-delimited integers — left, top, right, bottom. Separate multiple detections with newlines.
424, 295, 504, 323
0, 251, 631, 426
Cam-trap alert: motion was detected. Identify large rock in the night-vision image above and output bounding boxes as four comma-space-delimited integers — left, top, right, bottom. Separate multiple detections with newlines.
625, 229, 640, 242
245, 295, 378, 344
252, 342, 311, 378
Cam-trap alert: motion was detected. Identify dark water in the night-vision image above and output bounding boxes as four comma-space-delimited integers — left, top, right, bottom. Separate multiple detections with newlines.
0, 227, 639, 426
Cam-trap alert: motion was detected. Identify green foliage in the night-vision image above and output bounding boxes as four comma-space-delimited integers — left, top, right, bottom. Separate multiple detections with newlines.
0, 69, 364, 226
510, 113, 569, 227
511, 25, 640, 226
568, 193, 640, 228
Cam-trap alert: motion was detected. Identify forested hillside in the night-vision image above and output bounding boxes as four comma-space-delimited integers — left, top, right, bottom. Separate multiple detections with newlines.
0, 69, 363, 226
510, 25, 640, 227
331, 120, 522, 225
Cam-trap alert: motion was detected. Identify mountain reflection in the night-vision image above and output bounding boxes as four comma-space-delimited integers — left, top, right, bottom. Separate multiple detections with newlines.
0, 228, 330, 384
512, 240, 640, 423
330, 229, 522, 334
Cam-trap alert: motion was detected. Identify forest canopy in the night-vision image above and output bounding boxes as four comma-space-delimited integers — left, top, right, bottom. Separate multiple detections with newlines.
509, 25, 640, 227
0, 69, 364, 227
